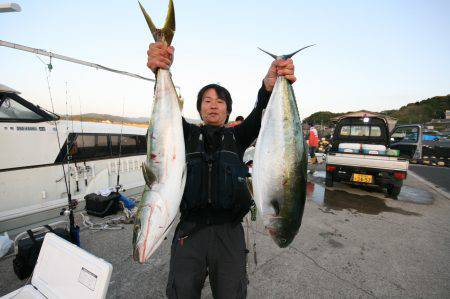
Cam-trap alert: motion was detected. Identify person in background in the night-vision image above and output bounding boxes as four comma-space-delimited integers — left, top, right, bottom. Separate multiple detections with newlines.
308, 122, 319, 164
227, 115, 244, 127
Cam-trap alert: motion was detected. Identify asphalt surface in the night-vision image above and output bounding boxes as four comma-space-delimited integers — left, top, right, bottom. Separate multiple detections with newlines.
409, 164, 450, 194
0, 164, 449, 298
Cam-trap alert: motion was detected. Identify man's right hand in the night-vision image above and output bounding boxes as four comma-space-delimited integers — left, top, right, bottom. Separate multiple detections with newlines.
147, 42, 175, 74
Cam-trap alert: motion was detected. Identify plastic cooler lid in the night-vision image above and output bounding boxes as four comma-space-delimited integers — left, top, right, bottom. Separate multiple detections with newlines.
338, 143, 362, 149
32, 233, 113, 299
361, 144, 386, 150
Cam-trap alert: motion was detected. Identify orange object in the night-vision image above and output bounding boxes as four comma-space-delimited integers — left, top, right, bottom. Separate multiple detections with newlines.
308, 127, 319, 147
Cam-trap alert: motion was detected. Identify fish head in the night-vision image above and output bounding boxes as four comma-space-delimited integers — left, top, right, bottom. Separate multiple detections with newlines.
132, 192, 168, 263
265, 216, 297, 248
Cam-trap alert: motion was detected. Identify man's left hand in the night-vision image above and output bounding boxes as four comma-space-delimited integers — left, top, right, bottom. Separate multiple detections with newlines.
263, 58, 296, 92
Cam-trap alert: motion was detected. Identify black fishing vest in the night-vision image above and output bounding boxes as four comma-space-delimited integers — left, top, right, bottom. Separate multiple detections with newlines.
181, 126, 252, 220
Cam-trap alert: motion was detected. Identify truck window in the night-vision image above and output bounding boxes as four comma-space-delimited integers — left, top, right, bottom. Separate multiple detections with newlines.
370, 126, 381, 137
341, 126, 351, 136
391, 127, 418, 143
340, 125, 381, 137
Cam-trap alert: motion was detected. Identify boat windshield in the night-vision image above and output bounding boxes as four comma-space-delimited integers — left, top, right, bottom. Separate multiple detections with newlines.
0, 93, 57, 122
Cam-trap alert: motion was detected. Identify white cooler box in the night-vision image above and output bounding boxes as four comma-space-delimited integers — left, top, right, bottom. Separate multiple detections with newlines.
361, 144, 386, 155
2, 233, 112, 299
338, 143, 361, 154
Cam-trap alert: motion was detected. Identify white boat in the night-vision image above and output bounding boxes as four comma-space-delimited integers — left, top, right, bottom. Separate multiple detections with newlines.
0, 83, 147, 233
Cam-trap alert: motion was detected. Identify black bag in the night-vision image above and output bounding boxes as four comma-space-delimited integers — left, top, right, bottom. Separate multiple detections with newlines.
13, 225, 71, 280
85, 192, 122, 218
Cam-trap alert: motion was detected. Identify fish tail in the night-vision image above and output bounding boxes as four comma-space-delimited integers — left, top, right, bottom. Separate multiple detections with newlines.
138, 0, 176, 45
142, 163, 156, 187
258, 44, 315, 60
257, 47, 278, 60
284, 44, 315, 59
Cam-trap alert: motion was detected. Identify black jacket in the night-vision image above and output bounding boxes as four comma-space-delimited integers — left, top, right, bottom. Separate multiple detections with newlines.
180, 84, 271, 224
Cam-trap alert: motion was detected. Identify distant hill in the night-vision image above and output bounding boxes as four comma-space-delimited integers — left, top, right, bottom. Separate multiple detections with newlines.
61, 113, 149, 125
304, 94, 450, 126
303, 111, 344, 126
61, 113, 202, 126
381, 95, 450, 124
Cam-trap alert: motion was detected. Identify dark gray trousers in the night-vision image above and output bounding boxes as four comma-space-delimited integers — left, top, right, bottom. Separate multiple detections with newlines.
166, 221, 248, 299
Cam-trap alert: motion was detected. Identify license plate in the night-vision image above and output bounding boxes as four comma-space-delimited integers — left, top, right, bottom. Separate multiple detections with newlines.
352, 173, 373, 183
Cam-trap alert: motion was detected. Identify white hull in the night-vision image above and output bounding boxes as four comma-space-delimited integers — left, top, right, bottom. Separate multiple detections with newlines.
1, 84, 148, 233
0, 155, 146, 232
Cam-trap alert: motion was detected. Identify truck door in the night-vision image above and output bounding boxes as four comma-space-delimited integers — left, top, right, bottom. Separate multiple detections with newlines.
389, 125, 422, 159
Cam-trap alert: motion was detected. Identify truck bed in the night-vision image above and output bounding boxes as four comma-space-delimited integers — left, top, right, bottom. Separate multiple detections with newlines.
327, 152, 409, 172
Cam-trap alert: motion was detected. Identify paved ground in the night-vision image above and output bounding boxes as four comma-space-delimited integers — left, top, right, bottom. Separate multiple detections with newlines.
1, 165, 449, 298
409, 164, 450, 194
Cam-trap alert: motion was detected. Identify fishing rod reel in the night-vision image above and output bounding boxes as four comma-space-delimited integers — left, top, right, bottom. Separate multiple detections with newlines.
59, 198, 79, 216
115, 184, 124, 193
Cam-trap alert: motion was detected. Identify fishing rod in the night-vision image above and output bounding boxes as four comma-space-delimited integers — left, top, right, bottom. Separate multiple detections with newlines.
78, 97, 88, 187
63, 82, 79, 244
36, 56, 75, 237
0, 39, 156, 83
39, 57, 72, 222
69, 102, 80, 192
116, 99, 125, 191
1, 39, 182, 90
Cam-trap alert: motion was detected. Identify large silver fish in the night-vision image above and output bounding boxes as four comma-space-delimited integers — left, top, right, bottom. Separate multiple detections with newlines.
133, 0, 186, 263
252, 46, 313, 247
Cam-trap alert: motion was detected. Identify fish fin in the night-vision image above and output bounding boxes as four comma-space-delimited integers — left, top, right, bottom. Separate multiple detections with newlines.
141, 163, 156, 187
161, 216, 177, 240
180, 165, 187, 191
138, 1, 158, 41
271, 200, 280, 216
284, 44, 315, 59
162, 0, 176, 45
138, 0, 175, 45
178, 96, 184, 111
257, 47, 278, 60
258, 44, 315, 60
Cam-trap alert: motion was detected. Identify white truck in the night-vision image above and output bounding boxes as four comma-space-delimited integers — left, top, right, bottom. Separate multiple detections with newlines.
325, 116, 409, 197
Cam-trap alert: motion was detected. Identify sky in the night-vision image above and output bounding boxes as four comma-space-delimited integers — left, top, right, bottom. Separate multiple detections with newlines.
1, 0, 449, 121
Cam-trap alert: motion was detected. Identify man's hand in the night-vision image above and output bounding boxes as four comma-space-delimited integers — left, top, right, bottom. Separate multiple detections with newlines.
147, 42, 175, 74
263, 58, 296, 92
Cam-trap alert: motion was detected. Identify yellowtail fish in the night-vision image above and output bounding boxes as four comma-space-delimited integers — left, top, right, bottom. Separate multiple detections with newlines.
133, 0, 186, 263
252, 45, 313, 247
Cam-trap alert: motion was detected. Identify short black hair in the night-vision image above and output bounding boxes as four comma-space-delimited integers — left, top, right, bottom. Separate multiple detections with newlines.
235, 116, 244, 121
196, 84, 232, 123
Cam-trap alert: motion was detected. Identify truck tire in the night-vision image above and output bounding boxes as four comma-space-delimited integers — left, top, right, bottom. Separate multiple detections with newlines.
325, 171, 333, 187
387, 185, 401, 199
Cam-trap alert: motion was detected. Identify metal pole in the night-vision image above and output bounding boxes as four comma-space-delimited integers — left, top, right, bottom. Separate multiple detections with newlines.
0, 39, 156, 82
0, 3, 21, 13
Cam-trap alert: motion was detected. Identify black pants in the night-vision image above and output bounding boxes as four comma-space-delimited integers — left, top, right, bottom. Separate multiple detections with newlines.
309, 145, 317, 158
166, 221, 248, 299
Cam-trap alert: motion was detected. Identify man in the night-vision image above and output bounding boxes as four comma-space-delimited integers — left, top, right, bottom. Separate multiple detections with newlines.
146, 42, 297, 299
227, 116, 245, 127
308, 122, 319, 164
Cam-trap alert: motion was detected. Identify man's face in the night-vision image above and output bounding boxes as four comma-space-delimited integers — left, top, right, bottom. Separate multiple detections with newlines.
200, 88, 228, 126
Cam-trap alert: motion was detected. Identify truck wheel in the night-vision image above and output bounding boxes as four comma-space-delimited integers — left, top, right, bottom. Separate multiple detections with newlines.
325, 171, 333, 187
387, 185, 401, 199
